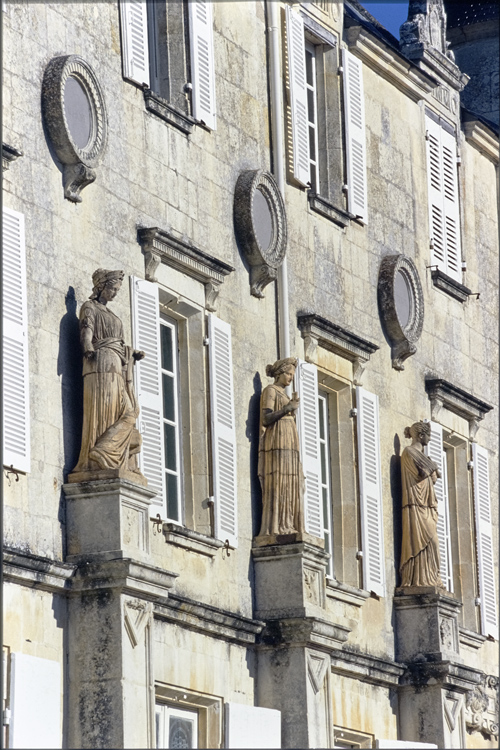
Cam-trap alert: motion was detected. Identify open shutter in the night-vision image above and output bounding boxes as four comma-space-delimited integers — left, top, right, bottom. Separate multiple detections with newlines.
295, 360, 323, 538
2, 207, 30, 473
356, 387, 385, 596
208, 314, 237, 547
119, 0, 150, 87
441, 127, 462, 282
10, 653, 61, 749
188, 0, 216, 130
286, 5, 309, 187
425, 115, 445, 272
425, 422, 453, 592
472, 443, 498, 638
342, 48, 367, 223
130, 276, 165, 511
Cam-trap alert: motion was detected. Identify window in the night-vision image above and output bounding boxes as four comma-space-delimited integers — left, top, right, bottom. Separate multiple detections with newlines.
318, 391, 334, 577
2, 207, 30, 474
160, 316, 182, 524
156, 704, 198, 749
119, 0, 216, 130
305, 42, 320, 192
425, 111, 462, 283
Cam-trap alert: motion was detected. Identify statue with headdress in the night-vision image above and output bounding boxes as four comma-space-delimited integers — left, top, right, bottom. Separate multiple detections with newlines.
255, 357, 305, 543
70, 269, 146, 483
400, 420, 444, 588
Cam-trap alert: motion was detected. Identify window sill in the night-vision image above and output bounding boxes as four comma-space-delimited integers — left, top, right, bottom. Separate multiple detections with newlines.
143, 89, 195, 135
308, 192, 351, 228
162, 523, 224, 558
326, 577, 370, 607
431, 268, 472, 303
459, 626, 487, 650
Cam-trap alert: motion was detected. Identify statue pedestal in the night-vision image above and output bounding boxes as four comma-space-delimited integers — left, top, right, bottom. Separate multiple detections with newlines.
63, 478, 156, 563
394, 588, 482, 748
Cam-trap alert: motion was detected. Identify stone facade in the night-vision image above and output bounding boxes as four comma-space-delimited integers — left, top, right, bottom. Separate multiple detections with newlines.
2, 1, 498, 748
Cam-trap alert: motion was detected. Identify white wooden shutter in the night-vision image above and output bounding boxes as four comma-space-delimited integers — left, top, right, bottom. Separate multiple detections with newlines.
2, 207, 30, 473
208, 314, 237, 547
356, 386, 385, 596
188, 0, 217, 130
342, 48, 367, 223
441, 127, 462, 282
119, 0, 150, 87
425, 422, 453, 592
472, 443, 498, 638
286, 5, 309, 187
10, 653, 61, 749
130, 276, 165, 511
295, 360, 323, 538
425, 115, 445, 272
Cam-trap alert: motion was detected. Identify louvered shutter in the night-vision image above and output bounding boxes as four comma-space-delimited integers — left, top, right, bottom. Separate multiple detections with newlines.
286, 6, 309, 187
425, 115, 445, 272
130, 276, 165, 511
472, 443, 498, 638
425, 422, 453, 592
208, 314, 237, 547
295, 360, 323, 538
342, 48, 367, 223
356, 386, 385, 596
440, 127, 462, 282
119, 0, 150, 87
2, 207, 30, 473
188, 0, 217, 130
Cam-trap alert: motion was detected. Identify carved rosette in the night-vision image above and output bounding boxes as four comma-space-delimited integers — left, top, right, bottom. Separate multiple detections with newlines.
378, 254, 424, 371
42, 55, 108, 202
233, 169, 287, 298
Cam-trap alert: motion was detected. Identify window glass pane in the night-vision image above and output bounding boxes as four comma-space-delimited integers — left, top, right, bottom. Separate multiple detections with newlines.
64, 76, 92, 148
167, 472, 179, 522
318, 396, 325, 438
309, 125, 316, 160
307, 88, 315, 124
305, 49, 313, 85
169, 716, 194, 749
322, 486, 329, 523
162, 373, 175, 422
320, 442, 327, 480
310, 164, 317, 191
161, 323, 174, 372
164, 422, 177, 471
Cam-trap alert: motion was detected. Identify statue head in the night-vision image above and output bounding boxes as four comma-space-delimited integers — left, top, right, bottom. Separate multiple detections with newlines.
404, 420, 431, 445
265, 357, 298, 387
90, 269, 125, 301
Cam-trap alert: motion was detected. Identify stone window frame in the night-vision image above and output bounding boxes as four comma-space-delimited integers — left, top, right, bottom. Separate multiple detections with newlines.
333, 725, 373, 748
154, 683, 222, 749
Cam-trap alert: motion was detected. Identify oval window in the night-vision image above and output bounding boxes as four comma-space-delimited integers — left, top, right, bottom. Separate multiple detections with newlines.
64, 76, 93, 149
394, 269, 412, 328
252, 188, 274, 251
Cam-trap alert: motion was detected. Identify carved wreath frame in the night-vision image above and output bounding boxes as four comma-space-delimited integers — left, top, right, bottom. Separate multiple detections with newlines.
378, 254, 424, 371
233, 169, 288, 298
42, 55, 108, 202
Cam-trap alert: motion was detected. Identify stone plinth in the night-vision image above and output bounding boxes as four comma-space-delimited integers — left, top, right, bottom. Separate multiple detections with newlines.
394, 587, 463, 663
64, 478, 156, 563
252, 541, 329, 620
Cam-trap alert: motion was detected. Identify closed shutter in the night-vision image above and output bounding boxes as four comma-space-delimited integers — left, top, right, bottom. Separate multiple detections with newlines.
425, 115, 445, 272
10, 653, 61, 749
119, 0, 150, 87
188, 0, 217, 130
425, 422, 453, 592
286, 5, 309, 187
208, 314, 237, 547
2, 207, 30, 473
356, 386, 385, 596
441, 127, 462, 282
130, 276, 165, 511
295, 360, 323, 538
472, 443, 498, 638
342, 48, 367, 223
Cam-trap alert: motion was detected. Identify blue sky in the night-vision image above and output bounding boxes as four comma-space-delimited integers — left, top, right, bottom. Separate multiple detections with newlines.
362, 2, 409, 39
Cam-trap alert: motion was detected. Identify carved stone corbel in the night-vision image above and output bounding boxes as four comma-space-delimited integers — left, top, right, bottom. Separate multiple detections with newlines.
352, 357, 366, 386
249, 264, 278, 300
204, 280, 221, 313
303, 333, 319, 363
144, 250, 162, 283
429, 394, 444, 423
468, 418, 482, 443
63, 163, 96, 203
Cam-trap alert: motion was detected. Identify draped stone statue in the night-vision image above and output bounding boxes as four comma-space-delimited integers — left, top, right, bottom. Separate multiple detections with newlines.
400, 420, 444, 588
255, 357, 305, 544
69, 269, 147, 484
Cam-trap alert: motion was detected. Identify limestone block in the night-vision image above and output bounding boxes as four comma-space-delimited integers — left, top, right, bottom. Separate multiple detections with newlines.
394, 588, 463, 663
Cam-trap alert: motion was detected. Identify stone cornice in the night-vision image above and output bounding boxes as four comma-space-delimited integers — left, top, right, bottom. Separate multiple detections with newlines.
401, 660, 484, 693
155, 594, 264, 646
425, 377, 493, 440
259, 617, 351, 653
3, 547, 75, 592
330, 647, 404, 687
462, 114, 499, 164
69, 557, 178, 601
2, 142, 23, 171
137, 226, 234, 312
459, 627, 487, 651
326, 579, 370, 608
344, 23, 437, 103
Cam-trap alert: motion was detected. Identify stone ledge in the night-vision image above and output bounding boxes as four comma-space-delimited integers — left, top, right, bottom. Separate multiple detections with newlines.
326, 578, 370, 608
462, 111, 499, 164
143, 89, 195, 135
424, 378, 493, 423
2, 142, 23, 171
459, 627, 487, 650
307, 192, 351, 228
259, 617, 351, 651
401, 659, 483, 692
431, 268, 472, 303
163, 523, 224, 557
3, 547, 75, 592
330, 647, 404, 687
69, 557, 178, 601
155, 594, 264, 646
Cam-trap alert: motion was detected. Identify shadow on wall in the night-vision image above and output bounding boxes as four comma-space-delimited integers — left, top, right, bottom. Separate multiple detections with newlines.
57, 286, 83, 479
246, 371, 263, 539
390, 432, 403, 588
